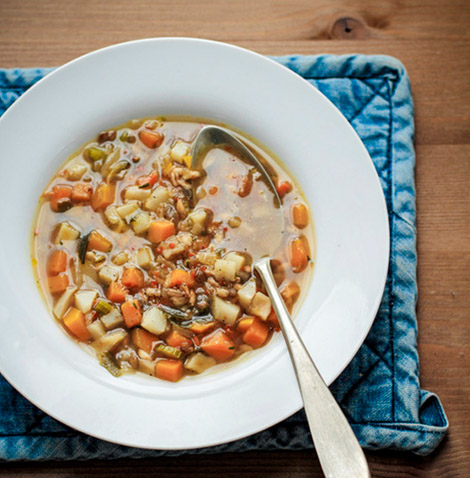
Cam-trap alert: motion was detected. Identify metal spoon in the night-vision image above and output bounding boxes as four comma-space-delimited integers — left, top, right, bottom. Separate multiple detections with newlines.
191, 126, 370, 478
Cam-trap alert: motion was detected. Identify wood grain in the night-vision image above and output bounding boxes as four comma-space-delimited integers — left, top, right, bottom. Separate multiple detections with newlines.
0, 0, 469, 477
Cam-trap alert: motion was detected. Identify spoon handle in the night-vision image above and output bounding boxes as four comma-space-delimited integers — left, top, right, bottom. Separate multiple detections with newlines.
254, 257, 370, 478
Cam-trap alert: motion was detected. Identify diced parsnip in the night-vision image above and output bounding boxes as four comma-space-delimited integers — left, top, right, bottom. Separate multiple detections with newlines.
124, 185, 152, 201
212, 296, 240, 325
137, 349, 152, 361
112, 251, 129, 266
237, 278, 256, 309
196, 251, 217, 266
187, 209, 207, 235
138, 358, 155, 375
54, 222, 80, 244
105, 206, 126, 232
85, 251, 106, 267
144, 186, 170, 211
137, 246, 154, 269
170, 141, 190, 163
98, 265, 120, 285
65, 163, 88, 181
93, 329, 127, 353
184, 352, 216, 374
74, 290, 98, 313
116, 201, 139, 219
224, 252, 245, 272
86, 320, 106, 340
53, 286, 78, 319
161, 242, 185, 259
177, 232, 193, 247
131, 211, 151, 235
141, 306, 168, 335
214, 259, 237, 282
100, 308, 124, 329
248, 292, 272, 320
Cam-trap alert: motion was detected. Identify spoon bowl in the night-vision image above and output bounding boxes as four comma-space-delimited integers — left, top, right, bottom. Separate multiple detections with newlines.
191, 125, 285, 260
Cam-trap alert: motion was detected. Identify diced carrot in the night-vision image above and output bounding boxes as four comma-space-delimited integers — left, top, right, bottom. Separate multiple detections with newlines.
87, 230, 112, 252
106, 281, 127, 303
192, 335, 201, 346
165, 330, 192, 350
189, 322, 215, 334
139, 130, 164, 149
121, 299, 142, 328
49, 185, 72, 212
136, 171, 158, 188
290, 237, 309, 273
148, 220, 175, 243
71, 183, 93, 204
63, 307, 91, 341
121, 267, 145, 290
243, 317, 269, 348
201, 330, 235, 361
132, 328, 159, 354
267, 309, 280, 329
280, 281, 300, 310
292, 203, 309, 229
237, 316, 254, 334
167, 269, 194, 288
155, 359, 183, 382
47, 249, 68, 276
91, 182, 115, 211
276, 181, 292, 198
48, 274, 69, 295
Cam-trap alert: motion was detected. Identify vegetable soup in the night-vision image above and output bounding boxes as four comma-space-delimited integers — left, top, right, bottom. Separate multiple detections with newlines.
32, 118, 314, 382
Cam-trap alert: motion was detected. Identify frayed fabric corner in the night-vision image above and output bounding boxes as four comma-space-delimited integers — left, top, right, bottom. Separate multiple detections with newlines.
0, 55, 448, 460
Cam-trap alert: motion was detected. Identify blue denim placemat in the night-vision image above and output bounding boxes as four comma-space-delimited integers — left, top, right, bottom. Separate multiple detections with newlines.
0, 55, 448, 460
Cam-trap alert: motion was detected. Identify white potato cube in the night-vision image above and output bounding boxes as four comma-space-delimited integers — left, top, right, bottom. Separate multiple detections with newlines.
212, 296, 240, 325
131, 211, 151, 235
248, 292, 272, 320
93, 329, 127, 352
184, 352, 216, 374
98, 265, 120, 285
74, 290, 98, 313
137, 246, 154, 269
170, 142, 190, 163
53, 286, 78, 319
224, 252, 245, 272
87, 320, 106, 340
237, 278, 256, 309
138, 358, 155, 375
144, 186, 170, 211
124, 186, 152, 202
65, 163, 88, 181
100, 309, 124, 330
116, 201, 139, 219
54, 222, 80, 244
214, 259, 237, 282
141, 306, 168, 335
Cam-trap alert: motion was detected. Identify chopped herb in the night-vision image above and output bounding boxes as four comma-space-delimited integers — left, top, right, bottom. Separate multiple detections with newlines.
228, 346, 235, 350
138, 182, 150, 189
77, 232, 90, 264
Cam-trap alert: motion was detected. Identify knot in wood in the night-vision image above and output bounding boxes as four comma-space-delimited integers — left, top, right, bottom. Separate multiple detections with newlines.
331, 17, 369, 40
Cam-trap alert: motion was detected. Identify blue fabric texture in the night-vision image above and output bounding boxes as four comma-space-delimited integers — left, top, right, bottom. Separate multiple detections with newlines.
0, 55, 448, 460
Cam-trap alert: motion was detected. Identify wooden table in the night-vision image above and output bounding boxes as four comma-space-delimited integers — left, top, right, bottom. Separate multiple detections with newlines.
1, 1, 468, 476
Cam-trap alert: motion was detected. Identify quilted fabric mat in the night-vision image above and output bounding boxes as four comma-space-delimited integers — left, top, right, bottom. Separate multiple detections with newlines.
0, 55, 448, 460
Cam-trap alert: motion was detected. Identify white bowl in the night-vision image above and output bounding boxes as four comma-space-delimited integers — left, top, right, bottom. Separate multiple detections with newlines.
0, 38, 389, 449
